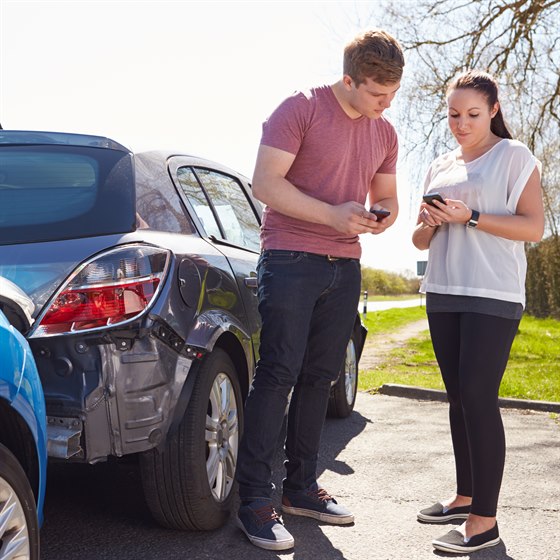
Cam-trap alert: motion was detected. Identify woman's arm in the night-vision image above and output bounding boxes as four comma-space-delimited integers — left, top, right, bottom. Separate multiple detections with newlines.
412, 206, 439, 250
423, 168, 544, 242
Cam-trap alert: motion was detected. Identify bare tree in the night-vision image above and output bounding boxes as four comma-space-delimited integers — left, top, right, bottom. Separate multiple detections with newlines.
376, 0, 560, 234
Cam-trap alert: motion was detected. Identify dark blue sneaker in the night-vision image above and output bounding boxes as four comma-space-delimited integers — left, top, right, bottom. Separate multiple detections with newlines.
282, 483, 354, 525
236, 499, 294, 551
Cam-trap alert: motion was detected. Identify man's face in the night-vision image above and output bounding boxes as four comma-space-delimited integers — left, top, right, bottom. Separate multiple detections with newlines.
346, 76, 401, 119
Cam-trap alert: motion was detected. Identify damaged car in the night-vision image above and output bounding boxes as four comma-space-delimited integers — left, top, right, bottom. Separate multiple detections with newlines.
0, 130, 366, 531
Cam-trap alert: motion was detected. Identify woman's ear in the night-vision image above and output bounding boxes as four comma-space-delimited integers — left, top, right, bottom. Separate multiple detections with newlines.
491, 101, 500, 119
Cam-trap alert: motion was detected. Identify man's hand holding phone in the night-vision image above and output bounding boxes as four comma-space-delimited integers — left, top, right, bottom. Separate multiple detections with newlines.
369, 207, 391, 220
364, 206, 392, 235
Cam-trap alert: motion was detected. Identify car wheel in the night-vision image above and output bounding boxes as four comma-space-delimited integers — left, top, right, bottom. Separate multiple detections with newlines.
140, 348, 242, 530
327, 333, 359, 418
0, 443, 39, 560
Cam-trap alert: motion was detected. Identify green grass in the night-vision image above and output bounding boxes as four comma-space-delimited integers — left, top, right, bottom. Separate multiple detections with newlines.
362, 294, 420, 302
361, 305, 427, 336
501, 316, 560, 401
359, 310, 560, 403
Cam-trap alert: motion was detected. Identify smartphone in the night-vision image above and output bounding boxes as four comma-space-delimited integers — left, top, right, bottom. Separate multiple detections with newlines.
422, 193, 446, 207
369, 207, 391, 219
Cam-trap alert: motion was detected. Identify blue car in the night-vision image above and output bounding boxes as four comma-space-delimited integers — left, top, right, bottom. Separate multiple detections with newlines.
0, 304, 47, 560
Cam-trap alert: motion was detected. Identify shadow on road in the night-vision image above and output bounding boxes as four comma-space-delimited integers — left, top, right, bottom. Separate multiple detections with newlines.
434, 541, 516, 559
41, 410, 370, 560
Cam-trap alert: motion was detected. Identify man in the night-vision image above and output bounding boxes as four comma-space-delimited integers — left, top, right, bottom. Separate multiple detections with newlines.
236, 29, 404, 551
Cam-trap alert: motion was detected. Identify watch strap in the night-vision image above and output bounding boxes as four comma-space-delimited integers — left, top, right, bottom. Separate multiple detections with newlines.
467, 209, 480, 228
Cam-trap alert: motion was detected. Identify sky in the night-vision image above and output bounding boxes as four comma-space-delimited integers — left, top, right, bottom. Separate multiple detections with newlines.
0, 0, 426, 276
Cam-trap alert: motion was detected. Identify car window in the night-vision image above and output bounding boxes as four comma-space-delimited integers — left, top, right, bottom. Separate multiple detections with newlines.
0, 146, 135, 245
135, 155, 196, 235
176, 168, 222, 238
1, 151, 98, 220
194, 168, 261, 252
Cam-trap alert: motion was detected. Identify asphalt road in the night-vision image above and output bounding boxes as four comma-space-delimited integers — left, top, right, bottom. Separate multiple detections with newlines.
41, 393, 559, 560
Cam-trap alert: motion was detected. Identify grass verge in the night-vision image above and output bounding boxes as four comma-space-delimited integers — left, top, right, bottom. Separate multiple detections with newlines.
359, 310, 560, 403
361, 305, 427, 336
362, 294, 420, 303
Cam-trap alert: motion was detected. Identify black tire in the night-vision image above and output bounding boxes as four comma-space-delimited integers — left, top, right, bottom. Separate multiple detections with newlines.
0, 443, 40, 560
327, 332, 359, 418
140, 348, 243, 530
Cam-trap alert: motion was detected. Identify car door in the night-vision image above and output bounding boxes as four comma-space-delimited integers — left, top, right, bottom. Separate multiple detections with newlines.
170, 160, 262, 359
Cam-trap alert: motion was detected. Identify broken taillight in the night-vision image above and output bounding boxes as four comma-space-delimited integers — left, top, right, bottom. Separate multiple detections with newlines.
30, 245, 170, 337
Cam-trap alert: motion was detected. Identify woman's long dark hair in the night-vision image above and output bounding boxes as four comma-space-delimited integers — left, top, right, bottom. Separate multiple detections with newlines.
447, 70, 513, 139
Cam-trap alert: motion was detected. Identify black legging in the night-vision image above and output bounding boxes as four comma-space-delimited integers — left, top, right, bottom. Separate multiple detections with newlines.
427, 312, 520, 517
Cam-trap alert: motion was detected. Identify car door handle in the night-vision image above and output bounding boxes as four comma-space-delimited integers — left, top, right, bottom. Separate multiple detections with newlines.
244, 277, 258, 289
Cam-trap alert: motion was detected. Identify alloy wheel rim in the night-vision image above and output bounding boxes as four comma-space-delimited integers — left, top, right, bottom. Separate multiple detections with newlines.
205, 372, 239, 502
344, 340, 358, 405
0, 476, 30, 560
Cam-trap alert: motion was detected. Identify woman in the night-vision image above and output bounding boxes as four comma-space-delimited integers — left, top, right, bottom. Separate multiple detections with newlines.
412, 70, 544, 554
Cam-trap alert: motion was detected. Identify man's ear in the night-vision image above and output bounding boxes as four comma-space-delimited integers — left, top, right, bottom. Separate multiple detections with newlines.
342, 74, 354, 89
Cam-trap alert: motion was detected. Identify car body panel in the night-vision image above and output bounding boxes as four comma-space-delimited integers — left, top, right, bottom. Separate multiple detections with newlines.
0, 309, 47, 525
0, 130, 130, 151
19, 239, 257, 461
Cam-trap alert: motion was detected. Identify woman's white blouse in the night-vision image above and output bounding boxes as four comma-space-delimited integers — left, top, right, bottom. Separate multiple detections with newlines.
420, 139, 540, 307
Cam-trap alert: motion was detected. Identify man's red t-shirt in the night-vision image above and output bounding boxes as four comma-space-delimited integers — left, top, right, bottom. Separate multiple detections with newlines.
260, 85, 398, 259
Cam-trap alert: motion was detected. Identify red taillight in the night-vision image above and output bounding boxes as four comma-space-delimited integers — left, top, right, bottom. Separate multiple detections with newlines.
32, 245, 170, 337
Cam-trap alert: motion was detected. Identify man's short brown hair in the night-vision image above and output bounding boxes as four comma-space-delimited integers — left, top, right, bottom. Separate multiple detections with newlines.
343, 29, 404, 85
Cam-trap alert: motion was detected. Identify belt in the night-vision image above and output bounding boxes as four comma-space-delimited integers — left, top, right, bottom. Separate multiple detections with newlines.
320, 255, 360, 263
307, 252, 347, 261
307, 252, 355, 262
301, 252, 343, 261
263, 250, 354, 262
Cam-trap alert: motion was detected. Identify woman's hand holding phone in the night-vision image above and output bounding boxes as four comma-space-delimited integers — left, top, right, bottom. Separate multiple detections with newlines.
420, 192, 446, 227
422, 193, 446, 207
421, 193, 473, 225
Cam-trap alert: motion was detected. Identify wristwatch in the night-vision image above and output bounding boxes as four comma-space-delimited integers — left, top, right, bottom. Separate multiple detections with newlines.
467, 209, 480, 229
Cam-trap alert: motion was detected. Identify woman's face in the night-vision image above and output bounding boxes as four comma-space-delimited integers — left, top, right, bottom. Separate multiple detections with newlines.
447, 88, 498, 149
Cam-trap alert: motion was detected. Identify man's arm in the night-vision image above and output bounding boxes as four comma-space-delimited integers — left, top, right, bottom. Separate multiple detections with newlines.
368, 172, 398, 234
252, 144, 381, 235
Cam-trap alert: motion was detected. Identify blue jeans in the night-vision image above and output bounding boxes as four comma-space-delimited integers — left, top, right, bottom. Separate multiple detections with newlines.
237, 250, 361, 500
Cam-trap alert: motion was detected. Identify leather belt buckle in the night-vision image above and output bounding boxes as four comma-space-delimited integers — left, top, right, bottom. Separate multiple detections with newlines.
327, 255, 339, 261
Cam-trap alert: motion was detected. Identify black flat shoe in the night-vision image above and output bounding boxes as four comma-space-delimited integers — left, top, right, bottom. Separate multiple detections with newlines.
417, 502, 470, 523
432, 523, 500, 554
